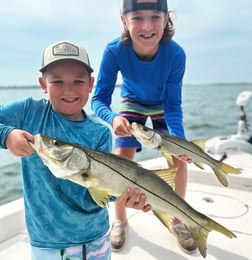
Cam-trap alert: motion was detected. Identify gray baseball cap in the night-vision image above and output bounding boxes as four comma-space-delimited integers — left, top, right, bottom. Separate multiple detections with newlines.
39, 40, 93, 73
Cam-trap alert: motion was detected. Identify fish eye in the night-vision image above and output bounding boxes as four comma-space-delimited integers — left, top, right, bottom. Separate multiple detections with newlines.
143, 126, 148, 132
52, 140, 61, 146
81, 172, 89, 178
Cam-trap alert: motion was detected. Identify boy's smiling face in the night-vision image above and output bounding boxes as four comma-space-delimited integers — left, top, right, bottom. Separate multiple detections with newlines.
39, 60, 94, 121
121, 8, 168, 59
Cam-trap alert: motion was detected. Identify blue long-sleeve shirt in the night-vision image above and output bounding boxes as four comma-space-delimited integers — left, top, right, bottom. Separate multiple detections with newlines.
91, 37, 186, 138
0, 97, 112, 248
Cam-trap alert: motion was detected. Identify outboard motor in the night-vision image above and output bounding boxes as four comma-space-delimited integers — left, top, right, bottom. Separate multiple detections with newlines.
205, 91, 252, 158
236, 91, 251, 137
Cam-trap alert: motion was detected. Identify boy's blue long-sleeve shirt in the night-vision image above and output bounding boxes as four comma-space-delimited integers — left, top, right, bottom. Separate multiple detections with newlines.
0, 97, 112, 248
91, 37, 186, 138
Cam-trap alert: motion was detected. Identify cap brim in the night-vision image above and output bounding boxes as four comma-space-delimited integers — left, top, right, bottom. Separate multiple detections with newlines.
39, 58, 94, 73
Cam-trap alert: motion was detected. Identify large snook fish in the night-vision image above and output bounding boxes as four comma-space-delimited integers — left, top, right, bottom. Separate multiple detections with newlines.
130, 122, 241, 187
30, 134, 236, 258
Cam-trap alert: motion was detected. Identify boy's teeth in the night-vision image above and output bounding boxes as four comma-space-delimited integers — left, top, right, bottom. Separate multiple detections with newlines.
142, 33, 154, 38
64, 98, 76, 102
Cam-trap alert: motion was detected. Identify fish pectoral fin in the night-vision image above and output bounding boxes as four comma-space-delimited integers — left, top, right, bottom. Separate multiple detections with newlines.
88, 187, 110, 208
162, 152, 174, 165
152, 210, 173, 231
193, 162, 205, 170
153, 167, 177, 189
192, 139, 206, 150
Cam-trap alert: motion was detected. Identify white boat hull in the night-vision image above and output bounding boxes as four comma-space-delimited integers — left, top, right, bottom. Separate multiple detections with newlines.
0, 152, 252, 259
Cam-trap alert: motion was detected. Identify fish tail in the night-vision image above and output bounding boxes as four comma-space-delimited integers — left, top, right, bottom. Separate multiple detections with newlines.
189, 217, 236, 258
220, 162, 241, 175
213, 162, 241, 187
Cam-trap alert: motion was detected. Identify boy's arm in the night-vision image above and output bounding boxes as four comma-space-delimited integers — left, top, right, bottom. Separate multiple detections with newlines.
164, 49, 186, 138
0, 99, 34, 156
91, 48, 118, 125
0, 123, 15, 148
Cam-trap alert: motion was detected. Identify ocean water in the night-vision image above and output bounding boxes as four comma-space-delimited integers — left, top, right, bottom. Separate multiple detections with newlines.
0, 83, 252, 205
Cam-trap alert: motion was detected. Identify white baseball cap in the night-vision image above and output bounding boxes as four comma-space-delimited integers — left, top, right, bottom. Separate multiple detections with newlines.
39, 40, 94, 73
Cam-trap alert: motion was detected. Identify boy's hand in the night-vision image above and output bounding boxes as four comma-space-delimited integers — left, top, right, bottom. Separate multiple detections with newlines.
175, 154, 192, 163
112, 116, 132, 137
117, 187, 151, 212
6, 129, 35, 157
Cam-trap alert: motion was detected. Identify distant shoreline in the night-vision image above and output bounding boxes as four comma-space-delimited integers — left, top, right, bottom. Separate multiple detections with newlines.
0, 85, 40, 89
184, 82, 252, 87
0, 82, 251, 89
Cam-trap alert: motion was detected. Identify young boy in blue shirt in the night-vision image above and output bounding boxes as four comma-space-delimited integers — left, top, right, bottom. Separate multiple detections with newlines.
0, 40, 149, 260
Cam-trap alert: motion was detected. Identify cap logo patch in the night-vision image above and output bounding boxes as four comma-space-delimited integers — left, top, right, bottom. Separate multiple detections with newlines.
52, 43, 79, 57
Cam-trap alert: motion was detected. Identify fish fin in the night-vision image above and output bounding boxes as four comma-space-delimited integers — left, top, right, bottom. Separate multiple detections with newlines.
192, 139, 206, 150
193, 162, 205, 170
153, 167, 177, 189
162, 152, 174, 165
214, 162, 241, 187
190, 226, 208, 258
152, 210, 173, 231
88, 187, 110, 208
189, 217, 236, 258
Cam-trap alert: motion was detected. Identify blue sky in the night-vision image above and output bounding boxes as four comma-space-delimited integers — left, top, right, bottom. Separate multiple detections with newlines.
0, 0, 251, 86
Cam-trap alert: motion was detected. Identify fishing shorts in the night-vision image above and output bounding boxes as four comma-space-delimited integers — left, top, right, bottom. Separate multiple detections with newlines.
31, 231, 111, 260
115, 98, 168, 152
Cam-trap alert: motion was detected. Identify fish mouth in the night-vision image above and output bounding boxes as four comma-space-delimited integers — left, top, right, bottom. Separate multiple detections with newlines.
131, 123, 155, 141
141, 126, 155, 140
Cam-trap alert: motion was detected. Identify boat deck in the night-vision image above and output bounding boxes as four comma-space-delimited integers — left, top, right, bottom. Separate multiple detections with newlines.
0, 152, 252, 260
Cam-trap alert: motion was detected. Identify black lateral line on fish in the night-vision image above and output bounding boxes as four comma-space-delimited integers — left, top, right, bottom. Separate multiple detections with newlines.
141, 125, 210, 163
88, 152, 208, 229
160, 135, 216, 165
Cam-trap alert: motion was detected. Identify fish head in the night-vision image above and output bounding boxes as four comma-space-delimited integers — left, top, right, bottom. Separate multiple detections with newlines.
131, 122, 162, 150
30, 134, 90, 178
